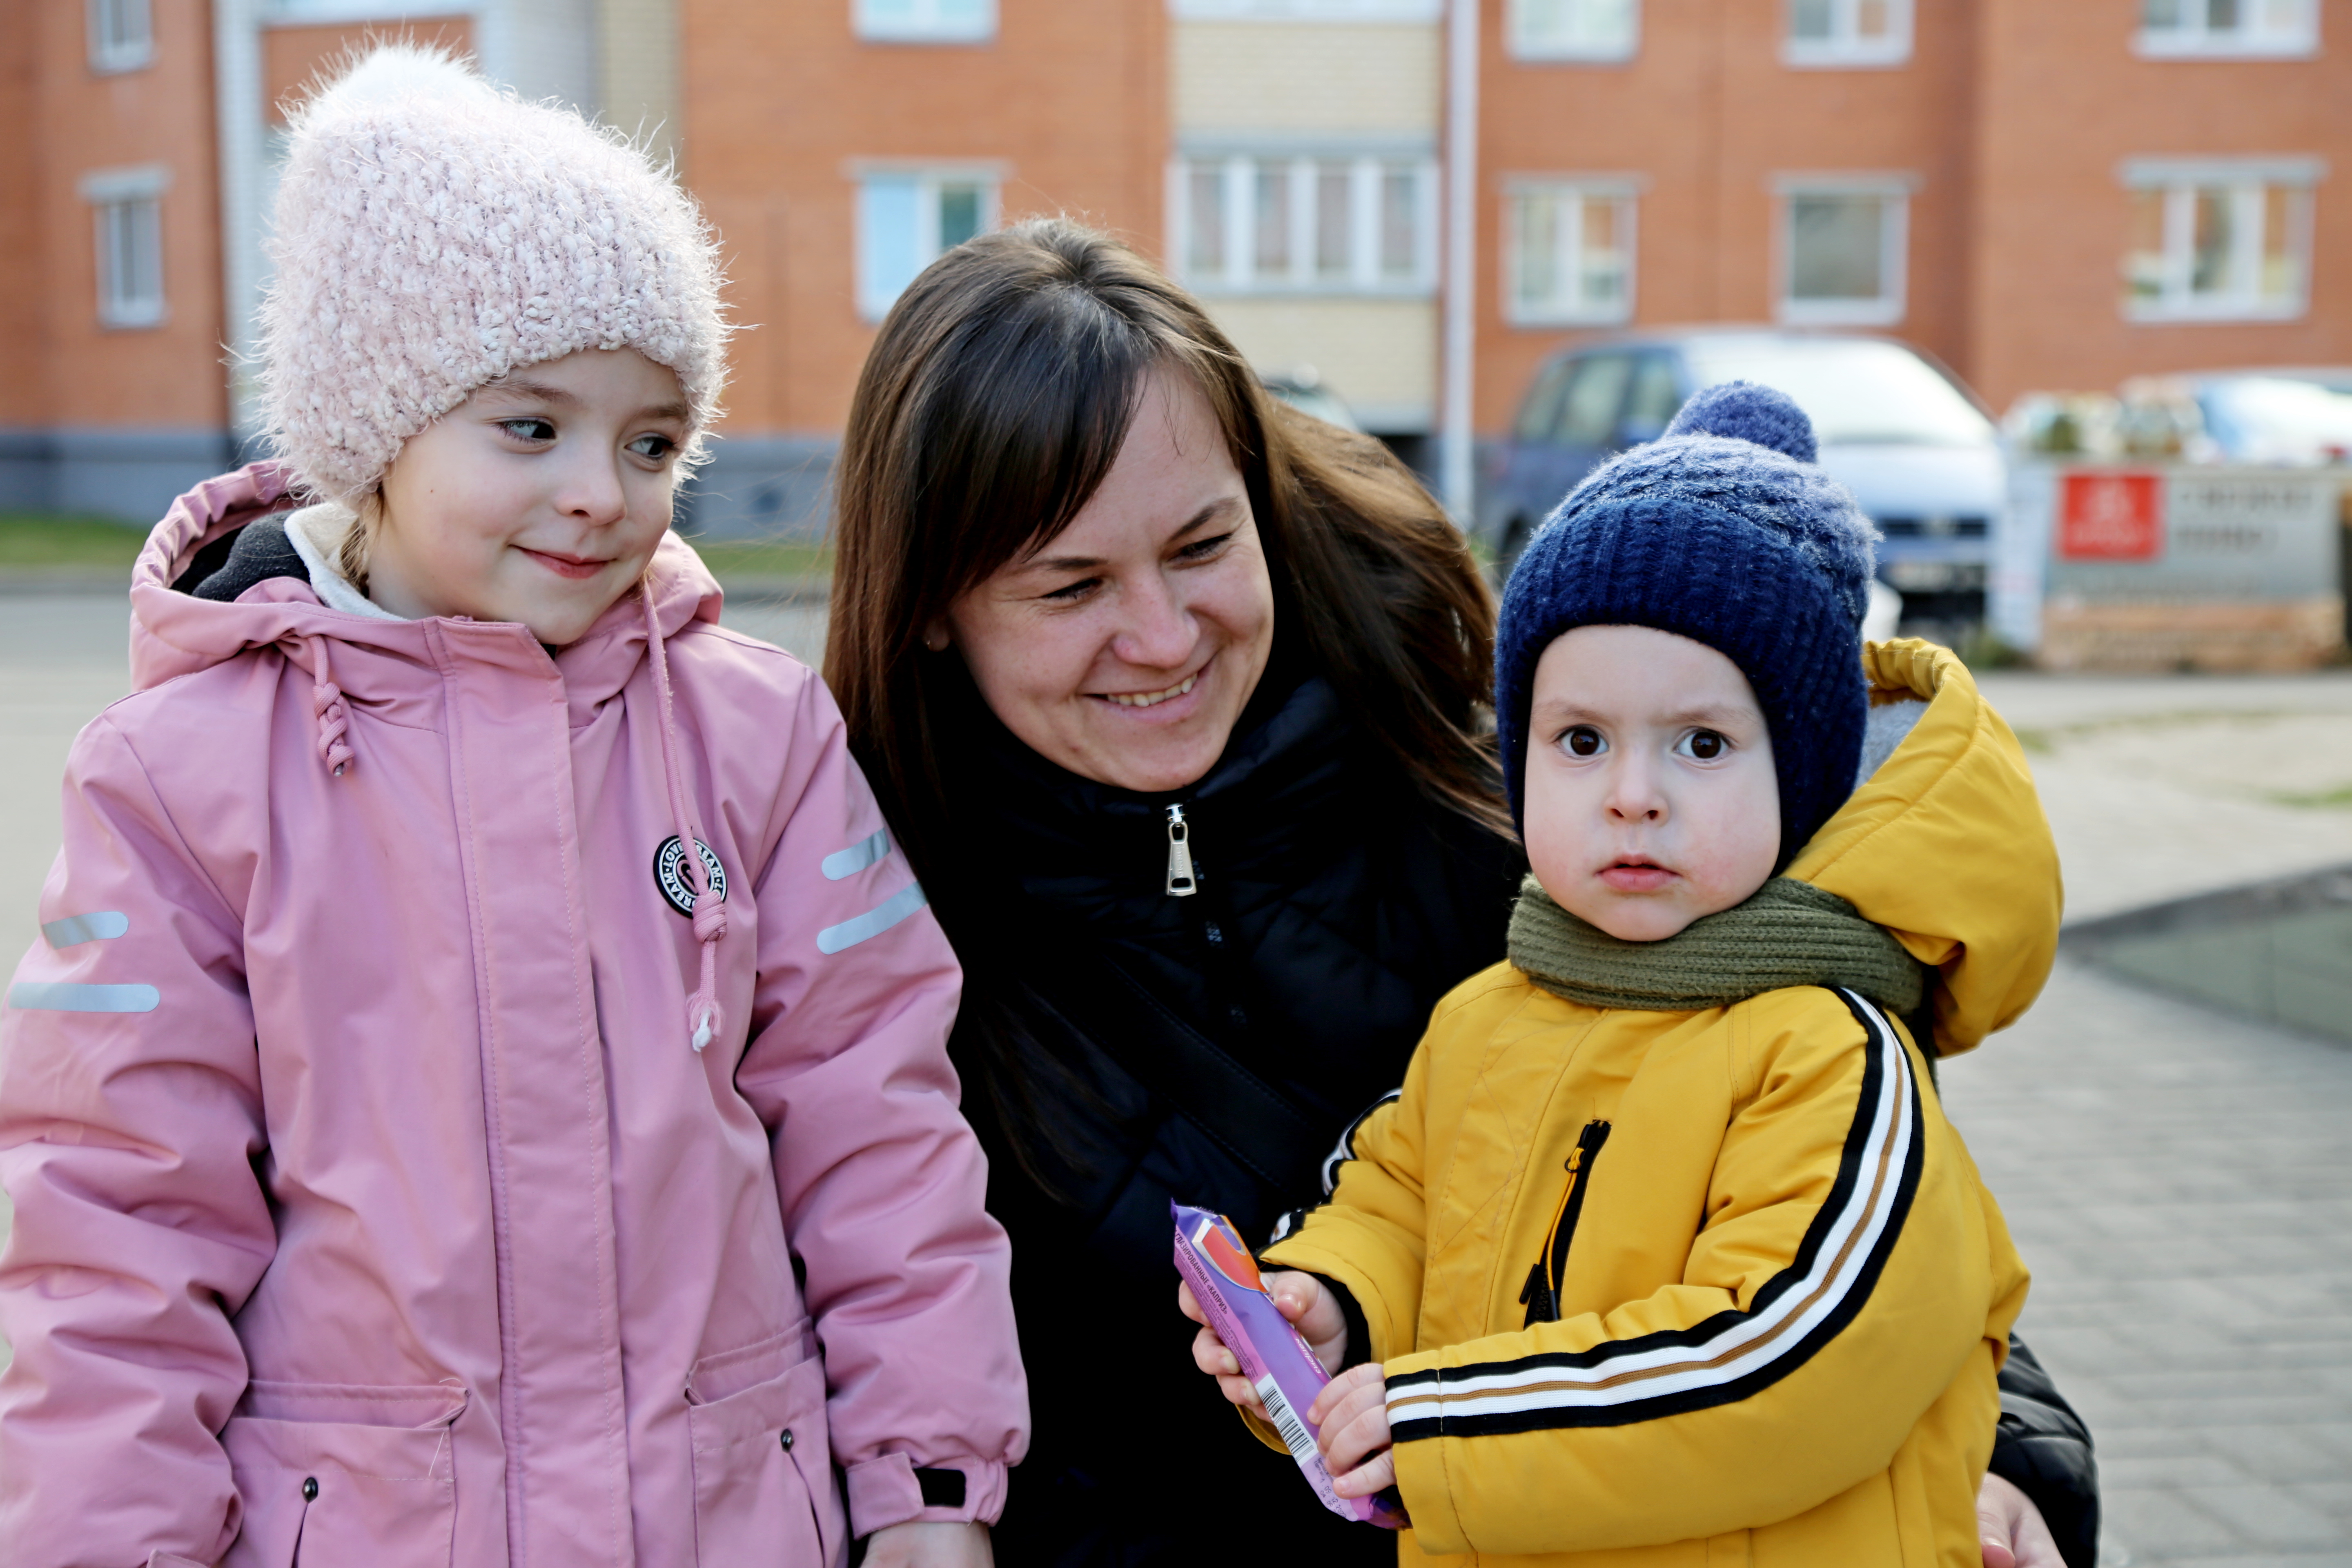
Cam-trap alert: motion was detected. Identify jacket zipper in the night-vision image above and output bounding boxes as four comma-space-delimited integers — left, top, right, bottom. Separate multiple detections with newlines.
1521, 1119, 1613, 1327
1165, 804, 1198, 897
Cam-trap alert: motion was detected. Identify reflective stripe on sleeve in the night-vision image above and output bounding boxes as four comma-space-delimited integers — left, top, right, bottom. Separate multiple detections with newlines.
816, 882, 928, 954
8, 982, 161, 1013
41, 911, 129, 948
821, 829, 893, 882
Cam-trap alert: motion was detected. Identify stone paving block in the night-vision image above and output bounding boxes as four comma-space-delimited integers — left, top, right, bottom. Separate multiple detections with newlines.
2104, 1454, 2258, 1490
2180, 1486, 2347, 1550
2106, 1487, 2256, 1558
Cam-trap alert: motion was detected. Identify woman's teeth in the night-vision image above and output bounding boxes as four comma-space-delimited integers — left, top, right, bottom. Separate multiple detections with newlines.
1105, 674, 1199, 709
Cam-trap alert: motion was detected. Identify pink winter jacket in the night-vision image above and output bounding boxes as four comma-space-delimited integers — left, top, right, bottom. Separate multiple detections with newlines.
0, 464, 1028, 1568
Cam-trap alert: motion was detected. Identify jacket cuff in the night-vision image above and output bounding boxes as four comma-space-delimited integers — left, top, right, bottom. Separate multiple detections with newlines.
1261, 1237, 1402, 1364
1386, 1415, 1468, 1557
1305, 1272, 1374, 1372
844, 1453, 1009, 1535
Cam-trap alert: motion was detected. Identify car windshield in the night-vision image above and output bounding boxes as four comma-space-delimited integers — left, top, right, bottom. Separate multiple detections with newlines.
1681, 338, 1995, 447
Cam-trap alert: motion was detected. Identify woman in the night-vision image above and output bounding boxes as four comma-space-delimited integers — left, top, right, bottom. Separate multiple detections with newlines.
824, 218, 2096, 1568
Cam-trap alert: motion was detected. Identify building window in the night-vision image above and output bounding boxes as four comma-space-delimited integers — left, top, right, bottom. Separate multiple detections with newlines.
1509, 0, 1639, 61
1783, 0, 1911, 66
2122, 160, 2318, 322
2137, 0, 2317, 58
81, 165, 169, 329
1172, 151, 1437, 296
1504, 181, 1637, 325
854, 0, 995, 43
1776, 178, 1909, 326
855, 169, 998, 320
87, 0, 154, 73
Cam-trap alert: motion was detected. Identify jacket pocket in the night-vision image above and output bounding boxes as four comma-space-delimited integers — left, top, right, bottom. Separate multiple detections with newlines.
220, 1383, 466, 1568
687, 1348, 844, 1568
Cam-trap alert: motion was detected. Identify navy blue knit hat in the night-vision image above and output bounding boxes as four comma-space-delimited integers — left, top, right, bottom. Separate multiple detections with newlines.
1495, 381, 1877, 866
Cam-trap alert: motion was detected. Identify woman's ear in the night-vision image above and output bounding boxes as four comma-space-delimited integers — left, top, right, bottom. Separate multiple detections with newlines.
922, 618, 951, 653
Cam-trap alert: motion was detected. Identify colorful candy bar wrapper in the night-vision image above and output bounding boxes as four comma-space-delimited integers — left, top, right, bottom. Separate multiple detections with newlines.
1172, 1201, 1408, 1529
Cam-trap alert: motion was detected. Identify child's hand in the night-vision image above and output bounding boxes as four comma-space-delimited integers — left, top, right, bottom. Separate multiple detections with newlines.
1176, 1270, 1350, 1419
862, 1521, 992, 1567
1307, 1362, 1394, 1498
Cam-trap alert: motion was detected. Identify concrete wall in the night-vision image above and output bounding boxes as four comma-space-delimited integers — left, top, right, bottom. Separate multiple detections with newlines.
1174, 20, 1439, 129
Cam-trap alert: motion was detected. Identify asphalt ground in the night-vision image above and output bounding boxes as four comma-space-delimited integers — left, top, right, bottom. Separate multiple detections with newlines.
1, 599, 2347, 1563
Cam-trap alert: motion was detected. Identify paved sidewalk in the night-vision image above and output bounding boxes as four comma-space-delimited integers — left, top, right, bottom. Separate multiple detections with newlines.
1942, 966, 2352, 1567
1957, 669, 2352, 1566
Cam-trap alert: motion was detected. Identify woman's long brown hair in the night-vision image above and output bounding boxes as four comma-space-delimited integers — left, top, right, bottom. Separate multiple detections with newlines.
825, 217, 1505, 1175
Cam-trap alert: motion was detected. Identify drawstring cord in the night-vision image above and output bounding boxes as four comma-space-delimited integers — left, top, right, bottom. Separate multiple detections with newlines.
642, 587, 727, 1051
308, 633, 353, 776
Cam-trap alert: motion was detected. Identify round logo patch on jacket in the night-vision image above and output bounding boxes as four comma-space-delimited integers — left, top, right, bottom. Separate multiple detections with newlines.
654, 836, 728, 917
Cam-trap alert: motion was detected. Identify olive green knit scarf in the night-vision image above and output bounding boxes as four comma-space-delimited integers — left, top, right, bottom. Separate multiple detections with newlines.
1507, 874, 1926, 1016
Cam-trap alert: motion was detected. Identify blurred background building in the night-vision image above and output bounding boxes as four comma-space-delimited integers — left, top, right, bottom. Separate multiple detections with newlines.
2, 0, 2346, 535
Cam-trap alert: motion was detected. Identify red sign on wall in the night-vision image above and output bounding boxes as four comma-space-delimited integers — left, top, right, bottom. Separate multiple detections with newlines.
2058, 472, 2165, 561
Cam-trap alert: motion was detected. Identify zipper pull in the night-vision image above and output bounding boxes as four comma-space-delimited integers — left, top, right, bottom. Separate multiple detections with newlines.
1165, 804, 1198, 897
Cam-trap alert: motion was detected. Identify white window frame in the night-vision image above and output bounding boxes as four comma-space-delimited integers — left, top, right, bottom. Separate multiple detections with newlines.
1167, 1, 1442, 19
1508, 0, 1641, 62
1773, 174, 1912, 327
1168, 147, 1439, 297
2136, 0, 2318, 59
2119, 156, 2322, 323
87, 0, 154, 73
851, 162, 1003, 321
1501, 177, 1640, 326
1782, 0, 1912, 67
853, 0, 996, 44
81, 164, 170, 330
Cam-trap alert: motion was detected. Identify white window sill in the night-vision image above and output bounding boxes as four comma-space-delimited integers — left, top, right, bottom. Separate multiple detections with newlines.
1777, 296, 1904, 327
2125, 298, 2307, 324
1781, 41, 1912, 69
98, 306, 167, 330
1504, 304, 1635, 328
1508, 41, 1640, 63
2132, 30, 2319, 59
855, 24, 996, 43
88, 46, 154, 74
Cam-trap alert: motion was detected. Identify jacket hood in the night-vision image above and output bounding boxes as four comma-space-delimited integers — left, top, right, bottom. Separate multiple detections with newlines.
1783, 639, 2061, 1054
128, 461, 724, 711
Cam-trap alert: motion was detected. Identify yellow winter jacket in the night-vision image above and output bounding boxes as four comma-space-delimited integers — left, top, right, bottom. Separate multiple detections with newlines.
1261, 640, 2059, 1567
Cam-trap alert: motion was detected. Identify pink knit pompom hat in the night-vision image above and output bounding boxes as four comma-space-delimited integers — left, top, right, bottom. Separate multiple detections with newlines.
259, 46, 728, 501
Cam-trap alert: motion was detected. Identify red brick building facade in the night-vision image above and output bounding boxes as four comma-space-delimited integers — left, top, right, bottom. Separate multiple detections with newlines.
2, 0, 2344, 527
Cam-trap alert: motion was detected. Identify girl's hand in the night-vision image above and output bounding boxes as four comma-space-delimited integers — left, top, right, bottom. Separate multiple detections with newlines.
862, 1520, 992, 1568
1307, 1361, 1394, 1498
1178, 1270, 1352, 1417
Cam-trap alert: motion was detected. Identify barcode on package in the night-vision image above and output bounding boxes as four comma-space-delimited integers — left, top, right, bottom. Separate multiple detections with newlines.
1254, 1374, 1318, 1464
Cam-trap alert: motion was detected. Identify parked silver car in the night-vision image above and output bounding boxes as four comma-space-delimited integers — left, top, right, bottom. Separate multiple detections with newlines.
1478, 329, 2005, 631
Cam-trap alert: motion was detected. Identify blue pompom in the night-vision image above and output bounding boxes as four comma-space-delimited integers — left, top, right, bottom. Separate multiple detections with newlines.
1664, 380, 1818, 465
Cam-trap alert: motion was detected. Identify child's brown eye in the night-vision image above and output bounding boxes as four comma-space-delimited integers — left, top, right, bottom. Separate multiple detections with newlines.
1563, 726, 1604, 757
1686, 730, 1726, 760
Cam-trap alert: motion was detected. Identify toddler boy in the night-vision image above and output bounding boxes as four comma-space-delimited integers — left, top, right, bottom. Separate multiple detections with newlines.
1185, 383, 2051, 1564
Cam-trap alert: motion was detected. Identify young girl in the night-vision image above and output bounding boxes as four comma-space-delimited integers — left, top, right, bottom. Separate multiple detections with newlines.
0, 49, 1023, 1568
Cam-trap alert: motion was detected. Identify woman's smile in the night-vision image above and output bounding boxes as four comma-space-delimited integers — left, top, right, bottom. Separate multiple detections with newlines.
1094, 661, 1206, 711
